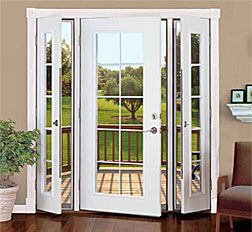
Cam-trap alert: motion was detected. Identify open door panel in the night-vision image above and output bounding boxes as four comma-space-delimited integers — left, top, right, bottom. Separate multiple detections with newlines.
37, 16, 62, 214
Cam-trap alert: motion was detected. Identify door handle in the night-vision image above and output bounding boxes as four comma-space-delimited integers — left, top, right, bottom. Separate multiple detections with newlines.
143, 127, 158, 134
184, 121, 189, 128
53, 120, 58, 126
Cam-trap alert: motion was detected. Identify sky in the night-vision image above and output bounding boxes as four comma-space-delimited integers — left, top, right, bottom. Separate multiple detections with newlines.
62, 20, 166, 66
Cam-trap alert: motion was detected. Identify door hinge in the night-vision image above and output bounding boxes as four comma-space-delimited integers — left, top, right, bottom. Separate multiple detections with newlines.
35, 34, 37, 46
210, 179, 212, 191
78, 179, 80, 191
59, 67, 62, 79
78, 107, 81, 119
79, 35, 81, 46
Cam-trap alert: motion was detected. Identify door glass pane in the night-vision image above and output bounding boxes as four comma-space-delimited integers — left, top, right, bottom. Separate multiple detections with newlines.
161, 19, 167, 208
121, 65, 143, 96
191, 33, 200, 64
97, 130, 119, 162
191, 32, 202, 195
192, 130, 200, 152
120, 164, 143, 196
121, 131, 143, 163
46, 66, 52, 95
191, 98, 200, 128
174, 20, 182, 208
46, 132, 52, 161
45, 161, 52, 192
121, 33, 143, 64
98, 98, 119, 125
98, 65, 119, 96
46, 98, 52, 127
191, 66, 200, 96
96, 163, 120, 194
96, 32, 144, 197
121, 98, 143, 126
61, 20, 73, 208
45, 33, 52, 63
191, 161, 201, 193
97, 33, 120, 64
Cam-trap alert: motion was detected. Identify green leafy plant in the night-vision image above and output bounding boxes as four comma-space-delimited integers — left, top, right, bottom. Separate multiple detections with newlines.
0, 119, 40, 188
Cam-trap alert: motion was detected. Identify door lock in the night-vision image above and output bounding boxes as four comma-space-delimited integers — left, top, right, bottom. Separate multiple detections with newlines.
53, 120, 58, 126
143, 127, 158, 134
152, 113, 158, 120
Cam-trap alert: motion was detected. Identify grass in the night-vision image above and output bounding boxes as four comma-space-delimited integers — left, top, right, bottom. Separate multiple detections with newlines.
46, 96, 200, 167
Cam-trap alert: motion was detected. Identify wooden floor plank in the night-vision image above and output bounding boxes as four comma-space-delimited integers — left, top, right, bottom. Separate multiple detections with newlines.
0, 213, 251, 232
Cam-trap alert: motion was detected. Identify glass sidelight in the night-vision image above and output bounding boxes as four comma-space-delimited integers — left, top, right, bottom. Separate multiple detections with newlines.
96, 32, 144, 197
174, 19, 182, 209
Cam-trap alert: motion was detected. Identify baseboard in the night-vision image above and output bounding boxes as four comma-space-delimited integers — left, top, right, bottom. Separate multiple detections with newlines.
13, 197, 36, 214
13, 205, 26, 213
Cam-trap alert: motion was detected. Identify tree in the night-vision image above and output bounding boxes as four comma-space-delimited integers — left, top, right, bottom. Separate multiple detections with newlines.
46, 39, 72, 96
102, 66, 143, 120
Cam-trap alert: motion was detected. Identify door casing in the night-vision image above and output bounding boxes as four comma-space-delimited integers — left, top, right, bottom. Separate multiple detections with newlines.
25, 8, 220, 214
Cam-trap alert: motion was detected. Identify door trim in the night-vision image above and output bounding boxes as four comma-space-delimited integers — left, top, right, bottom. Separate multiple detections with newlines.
24, 8, 220, 214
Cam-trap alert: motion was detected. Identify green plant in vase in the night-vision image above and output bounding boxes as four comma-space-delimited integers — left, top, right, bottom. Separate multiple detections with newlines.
0, 119, 39, 222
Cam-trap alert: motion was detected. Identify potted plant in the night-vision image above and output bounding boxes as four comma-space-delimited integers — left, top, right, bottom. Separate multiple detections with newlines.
0, 119, 39, 222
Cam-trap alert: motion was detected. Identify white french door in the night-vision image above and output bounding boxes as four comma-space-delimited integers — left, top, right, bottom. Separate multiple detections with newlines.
180, 17, 210, 213
80, 17, 162, 216
37, 16, 62, 214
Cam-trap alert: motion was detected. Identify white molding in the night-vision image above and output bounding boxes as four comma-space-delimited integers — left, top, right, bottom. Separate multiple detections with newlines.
227, 104, 252, 123
26, 8, 36, 19
73, 19, 81, 211
25, 8, 220, 214
17, 8, 37, 214
26, 8, 221, 19
13, 198, 35, 213
210, 17, 220, 214
167, 19, 173, 211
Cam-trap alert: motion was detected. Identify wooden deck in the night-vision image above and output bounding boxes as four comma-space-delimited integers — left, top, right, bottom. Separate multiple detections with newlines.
59, 169, 200, 205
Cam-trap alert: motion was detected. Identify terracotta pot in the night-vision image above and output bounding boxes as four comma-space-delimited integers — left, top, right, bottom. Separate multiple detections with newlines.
0, 186, 19, 222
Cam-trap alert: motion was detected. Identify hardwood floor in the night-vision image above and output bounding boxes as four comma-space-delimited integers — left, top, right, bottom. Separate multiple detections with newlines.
1, 212, 251, 232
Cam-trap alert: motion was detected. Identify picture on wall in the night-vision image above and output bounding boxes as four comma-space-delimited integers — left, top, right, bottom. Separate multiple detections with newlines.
246, 85, 252, 103
231, 89, 245, 103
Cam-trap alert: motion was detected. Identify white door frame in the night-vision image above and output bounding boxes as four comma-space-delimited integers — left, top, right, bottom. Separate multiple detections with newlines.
80, 17, 161, 216
23, 8, 220, 214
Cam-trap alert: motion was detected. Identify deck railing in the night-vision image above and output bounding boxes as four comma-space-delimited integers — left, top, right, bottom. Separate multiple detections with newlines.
49, 125, 200, 172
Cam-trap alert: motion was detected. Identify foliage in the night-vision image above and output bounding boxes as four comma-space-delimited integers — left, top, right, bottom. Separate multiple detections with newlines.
176, 33, 200, 96
46, 39, 72, 96
0, 119, 40, 181
102, 66, 143, 120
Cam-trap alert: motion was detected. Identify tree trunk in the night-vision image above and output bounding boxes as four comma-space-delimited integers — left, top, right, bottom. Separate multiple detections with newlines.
131, 110, 136, 120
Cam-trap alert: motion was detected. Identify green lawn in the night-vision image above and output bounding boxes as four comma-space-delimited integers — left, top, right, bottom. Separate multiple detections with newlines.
46, 97, 200, 166
46, 97, 72, 166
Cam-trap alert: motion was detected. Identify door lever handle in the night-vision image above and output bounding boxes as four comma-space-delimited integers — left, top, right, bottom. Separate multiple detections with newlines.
143, 127, 158, 134
184, 121, 189, 128
53, 120, 58, 126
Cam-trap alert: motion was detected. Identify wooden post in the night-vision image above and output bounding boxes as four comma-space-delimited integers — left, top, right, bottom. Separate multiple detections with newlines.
67, 129, 71, 171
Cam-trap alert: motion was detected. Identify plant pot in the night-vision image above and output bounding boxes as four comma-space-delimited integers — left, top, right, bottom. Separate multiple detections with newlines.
0, 185, 19, 222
